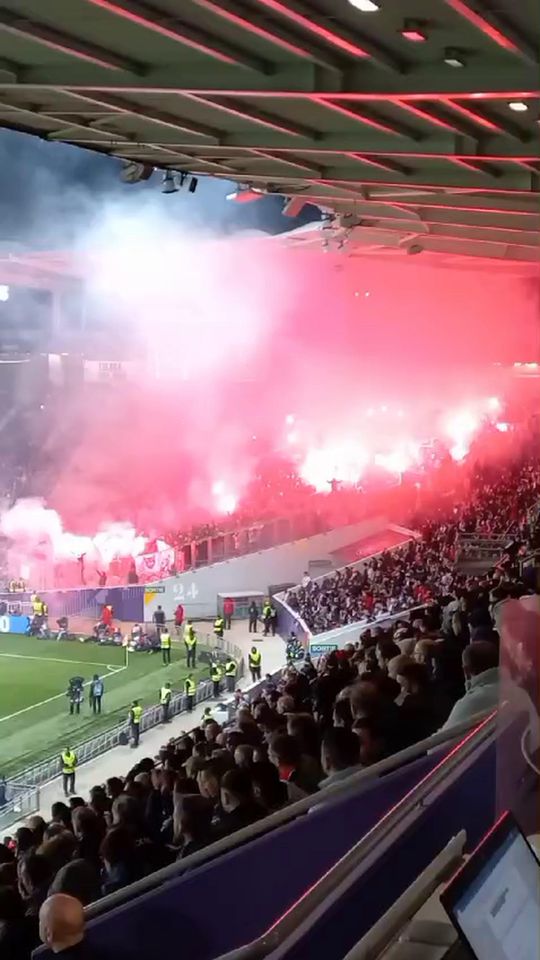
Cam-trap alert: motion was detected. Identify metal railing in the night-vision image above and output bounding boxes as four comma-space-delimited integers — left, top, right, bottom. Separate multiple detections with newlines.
210, 712, 498, 960
0, 781, 41, 832
6, 637, 244, 796
85, 709, 492, 920
456, 533, 509, 561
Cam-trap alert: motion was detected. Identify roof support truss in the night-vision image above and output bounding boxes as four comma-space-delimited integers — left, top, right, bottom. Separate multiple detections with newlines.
84, 0, 270, 69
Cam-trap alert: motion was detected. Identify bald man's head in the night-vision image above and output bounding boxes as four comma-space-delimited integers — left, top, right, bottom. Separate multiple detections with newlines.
39, 894, 85, 953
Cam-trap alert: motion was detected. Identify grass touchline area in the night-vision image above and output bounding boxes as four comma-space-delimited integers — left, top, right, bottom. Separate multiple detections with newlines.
0, 633, 210, 778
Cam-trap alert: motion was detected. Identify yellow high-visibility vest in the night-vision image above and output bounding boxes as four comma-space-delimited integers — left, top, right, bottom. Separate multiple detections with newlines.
61, 751, 77, 774
225, 660, 237, 677
249, 650, 262, 666
160, 632, 171, 649
160, 686, 172, 705
130, 705, 143, 724
184, 678, 196, 695
211, 664, 223, 682
184, 626, 196, 647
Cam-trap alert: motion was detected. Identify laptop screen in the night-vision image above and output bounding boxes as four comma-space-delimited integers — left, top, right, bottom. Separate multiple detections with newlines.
442, 816, 540, 960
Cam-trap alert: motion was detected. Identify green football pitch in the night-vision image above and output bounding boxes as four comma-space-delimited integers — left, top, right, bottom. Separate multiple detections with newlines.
0, 634, 210, 779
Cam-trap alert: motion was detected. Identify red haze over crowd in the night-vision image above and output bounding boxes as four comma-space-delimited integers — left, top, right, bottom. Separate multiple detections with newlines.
2, 205, 539, 569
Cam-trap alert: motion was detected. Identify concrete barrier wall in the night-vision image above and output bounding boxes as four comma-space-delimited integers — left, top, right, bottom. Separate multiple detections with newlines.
143, 517, 388, 620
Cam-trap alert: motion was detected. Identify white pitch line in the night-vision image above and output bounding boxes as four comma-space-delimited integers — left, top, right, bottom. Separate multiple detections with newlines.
0, 653, 118, 667
0, 663, 127, 724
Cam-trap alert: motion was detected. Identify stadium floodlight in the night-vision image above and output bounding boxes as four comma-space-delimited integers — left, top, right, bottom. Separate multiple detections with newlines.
444, 47, 466, 67
161, 170, 178, 194
226, 186, 264, 203
348, 0, 380, 10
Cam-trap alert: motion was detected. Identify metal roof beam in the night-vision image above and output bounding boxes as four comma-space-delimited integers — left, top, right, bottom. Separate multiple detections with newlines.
0, 8, 141, 72
196, 133, 540, 159
397, 102, 498, 140
449, 157, 501, 176
62, 89, 221, 140
243, 149, 326, 175
346, 209, 540, 232
184, 162, 537, 192
346, 154, 412, 175
84, 0, 270, 70
268, 192, 540, 217
191, 0, 344, 70
11, 63, 539, 97
312, 97, 421, 138
442, 0, 539, 65
252, 0, 405, 71
0, 57, 19, 80
442, 99, 506, 133
110, 144, 237, 171
0, 97, 132, 141
394, 100, 464, 133
356, 218, 539, 247
443, 99, 533, 141
180, 92, 317, 137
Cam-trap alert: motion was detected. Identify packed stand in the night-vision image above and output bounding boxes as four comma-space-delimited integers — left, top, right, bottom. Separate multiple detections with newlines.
287, 457, 540, 633
2, 457, 539, 956
3, 563, 536, 960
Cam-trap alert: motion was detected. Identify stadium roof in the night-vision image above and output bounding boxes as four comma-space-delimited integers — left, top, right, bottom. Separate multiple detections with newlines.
0, 0, 539, 262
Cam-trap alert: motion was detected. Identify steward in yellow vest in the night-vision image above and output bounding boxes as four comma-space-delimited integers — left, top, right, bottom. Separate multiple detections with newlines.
225, 658, 237, 692
184, 674, 196, 711
129, 700, 143, 747
160, 630, 172, 665
160, 682, 172, 723
248, 646, 262, 682
61, 748, 77, 797
184, 622, 197, 667
211, 662, 223, 697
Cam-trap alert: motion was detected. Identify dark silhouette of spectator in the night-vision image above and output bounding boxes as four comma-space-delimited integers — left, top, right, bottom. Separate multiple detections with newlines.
397, 662, 448, 740
173, 795, 213, 858
100, 828, 139, 896
48, 859, 101, 907
269, 733, 319, 795
251, 761, 289, 813
353, 717, 389, 767
216, 769, 264, 837
441, 641, 500, 729
320, 727, 361, 787
72, 807, 105, 868
0, 884, 37, 959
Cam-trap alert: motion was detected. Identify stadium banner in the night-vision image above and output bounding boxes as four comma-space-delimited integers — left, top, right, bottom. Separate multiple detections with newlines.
309, 641, 339, 656
0, 614, 29, 634
83, 360, 143, 383
135, 547, 175, 579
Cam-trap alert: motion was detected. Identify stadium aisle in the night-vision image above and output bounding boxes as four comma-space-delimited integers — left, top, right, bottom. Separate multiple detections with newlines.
14, 623, 285, 823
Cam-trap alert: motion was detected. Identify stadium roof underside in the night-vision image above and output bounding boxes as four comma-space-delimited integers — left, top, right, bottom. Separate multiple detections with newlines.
0, 0, 538, 263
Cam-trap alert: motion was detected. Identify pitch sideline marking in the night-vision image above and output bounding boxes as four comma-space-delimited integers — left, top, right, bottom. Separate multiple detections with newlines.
0, 663, 127, 724
0, 652, 119, 667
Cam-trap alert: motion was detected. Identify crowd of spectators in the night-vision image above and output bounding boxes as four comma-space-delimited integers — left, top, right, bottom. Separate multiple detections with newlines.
1, 448, 539, 956
287, 457, 540, 633
2, 568, 537, 960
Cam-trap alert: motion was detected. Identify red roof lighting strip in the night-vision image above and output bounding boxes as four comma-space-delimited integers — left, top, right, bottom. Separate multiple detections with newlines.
443, 0, 522, 53
252, 0, 371, 57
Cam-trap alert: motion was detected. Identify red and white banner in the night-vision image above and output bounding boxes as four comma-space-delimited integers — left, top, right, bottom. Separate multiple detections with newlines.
135, 546, 175, 579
